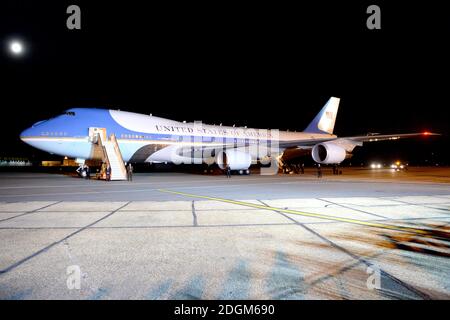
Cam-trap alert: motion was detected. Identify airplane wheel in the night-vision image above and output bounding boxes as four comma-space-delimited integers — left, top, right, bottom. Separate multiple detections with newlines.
239, 170, 244, 175
245, 169, 250, 175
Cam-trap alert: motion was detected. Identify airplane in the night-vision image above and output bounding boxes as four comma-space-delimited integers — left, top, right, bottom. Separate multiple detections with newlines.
20, 97, 438, 177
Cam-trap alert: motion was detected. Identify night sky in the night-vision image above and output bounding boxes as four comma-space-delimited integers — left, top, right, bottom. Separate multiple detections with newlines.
1, 1, 448, 165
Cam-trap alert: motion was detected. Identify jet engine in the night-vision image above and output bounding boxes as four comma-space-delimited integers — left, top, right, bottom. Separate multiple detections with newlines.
216, 150, 252, 171
311, 142, 346, 164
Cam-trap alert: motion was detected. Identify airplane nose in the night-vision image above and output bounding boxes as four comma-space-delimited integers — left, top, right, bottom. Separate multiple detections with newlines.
19, 126, 50, 152
20, 128, 30, 141
20, 118, 52, 141
20, 125, 42, 146
20, 127, 34, 142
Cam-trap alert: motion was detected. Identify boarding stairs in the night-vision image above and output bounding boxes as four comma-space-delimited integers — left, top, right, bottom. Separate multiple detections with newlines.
98, 133, 127, 181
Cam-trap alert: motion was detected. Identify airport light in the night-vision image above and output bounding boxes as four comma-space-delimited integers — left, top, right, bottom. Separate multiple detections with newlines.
371, 163, 382, 169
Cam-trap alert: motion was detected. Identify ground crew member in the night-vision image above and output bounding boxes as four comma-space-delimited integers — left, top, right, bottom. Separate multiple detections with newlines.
127, 163, 133, 181
85, 165, 90, 179
226, 164, 231, 178
100, 162, 106, 180
106, 165, 111, 181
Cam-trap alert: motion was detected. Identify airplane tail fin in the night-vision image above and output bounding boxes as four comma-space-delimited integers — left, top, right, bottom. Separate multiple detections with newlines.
304, 97, 340, 134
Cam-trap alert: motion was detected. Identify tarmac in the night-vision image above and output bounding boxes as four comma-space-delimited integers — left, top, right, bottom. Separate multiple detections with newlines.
0, 167, 449, 299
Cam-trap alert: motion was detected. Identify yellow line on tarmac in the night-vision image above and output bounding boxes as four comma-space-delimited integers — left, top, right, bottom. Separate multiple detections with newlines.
157, 189, 430, 235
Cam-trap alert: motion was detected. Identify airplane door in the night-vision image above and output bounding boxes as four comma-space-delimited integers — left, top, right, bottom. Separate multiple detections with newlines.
89, 127, 107, 142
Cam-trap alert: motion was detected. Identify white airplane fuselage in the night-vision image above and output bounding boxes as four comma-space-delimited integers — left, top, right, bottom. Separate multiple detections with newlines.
20, 108, 335, 166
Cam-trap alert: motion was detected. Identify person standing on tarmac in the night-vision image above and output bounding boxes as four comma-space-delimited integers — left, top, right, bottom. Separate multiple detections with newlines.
317, 163, 322, 178
226, 164, 231, 178
100, 162, 106, 180
333, 164, 339, 175
85, 165, 90, 179
106, 165, 111, 181
127, 163, 133, 181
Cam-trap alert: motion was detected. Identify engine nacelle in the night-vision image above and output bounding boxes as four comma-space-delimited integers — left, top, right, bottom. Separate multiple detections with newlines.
216, 150, 252, 170
312, 143, 346, 164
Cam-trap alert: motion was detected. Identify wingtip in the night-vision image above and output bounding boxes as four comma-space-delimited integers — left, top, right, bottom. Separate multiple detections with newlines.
422, 131, 442, 137
422, 131, 441, 136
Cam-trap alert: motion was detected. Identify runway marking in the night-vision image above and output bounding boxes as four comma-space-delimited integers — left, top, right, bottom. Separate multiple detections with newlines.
157, 189, 442, 236
256, 199, 430, 299
0, 201, 62, 223
0, 208, 261, 213
318, 198, 388, 219
0, 216, 448, 230
0, 202, 130, 276
192, 201, 198, 227
309, 250, 388, 287
0, 222, 297, 230
387, 198, 450, 214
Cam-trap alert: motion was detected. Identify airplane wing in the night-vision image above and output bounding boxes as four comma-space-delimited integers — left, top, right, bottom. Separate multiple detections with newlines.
278, 137, 334, 148
171, 132, 440, 159
335, 132, 440, 143
279, 132, 440, 152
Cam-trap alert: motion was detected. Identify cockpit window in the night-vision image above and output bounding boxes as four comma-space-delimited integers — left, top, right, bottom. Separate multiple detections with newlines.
64, 111, 75, 116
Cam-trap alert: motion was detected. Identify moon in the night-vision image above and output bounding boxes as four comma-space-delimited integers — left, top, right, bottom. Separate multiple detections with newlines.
7, 39, 26, 57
